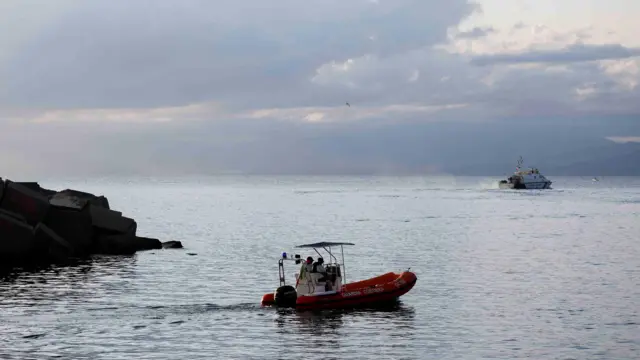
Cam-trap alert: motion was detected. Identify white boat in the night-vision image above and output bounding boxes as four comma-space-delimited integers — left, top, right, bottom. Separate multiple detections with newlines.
498, 157, 552, 190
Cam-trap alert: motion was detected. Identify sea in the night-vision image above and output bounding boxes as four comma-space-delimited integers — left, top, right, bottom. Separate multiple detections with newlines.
1, 176, 639, 359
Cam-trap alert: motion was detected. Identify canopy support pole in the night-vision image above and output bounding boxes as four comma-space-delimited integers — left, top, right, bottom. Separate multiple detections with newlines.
341, 244, 346, 284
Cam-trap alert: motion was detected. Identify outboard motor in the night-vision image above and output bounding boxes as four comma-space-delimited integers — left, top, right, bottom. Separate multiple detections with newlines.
274, 285, 297, 307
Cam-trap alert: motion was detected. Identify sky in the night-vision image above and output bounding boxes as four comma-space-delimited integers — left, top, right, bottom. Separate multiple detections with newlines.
1, 0, 639, 177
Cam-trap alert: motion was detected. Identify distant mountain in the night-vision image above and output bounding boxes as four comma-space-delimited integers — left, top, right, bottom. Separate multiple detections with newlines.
10, 113, 636, 177
443, 142, 640, 176
297, 116, 639, 176
548, 143, 640, 176
186, 115, 640, 176
393, 117, 640, 176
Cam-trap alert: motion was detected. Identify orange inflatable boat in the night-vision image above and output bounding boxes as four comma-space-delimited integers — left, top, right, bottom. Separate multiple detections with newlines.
260, 242, 417, 311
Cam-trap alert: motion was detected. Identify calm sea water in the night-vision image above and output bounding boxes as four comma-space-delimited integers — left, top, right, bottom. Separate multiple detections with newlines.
1, 176, 639, 359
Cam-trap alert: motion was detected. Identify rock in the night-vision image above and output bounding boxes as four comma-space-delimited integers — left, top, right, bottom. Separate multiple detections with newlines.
133, 236, 162, 251
162, 240, 183, 249
0, 178, 4, 203
0, 180, 50, 226
49, 189, 110, 210
42, 204, 94, 255
0, 212, 36, 264
33, 223, 74, 262
89, 205, 135, 234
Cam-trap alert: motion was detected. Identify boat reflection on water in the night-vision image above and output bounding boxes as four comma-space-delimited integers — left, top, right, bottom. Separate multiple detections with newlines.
273, 300, 417, 349
274, 308, 345, 337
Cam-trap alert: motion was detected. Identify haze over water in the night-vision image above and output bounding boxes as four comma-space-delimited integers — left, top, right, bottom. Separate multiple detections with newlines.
1, 176, 639, 359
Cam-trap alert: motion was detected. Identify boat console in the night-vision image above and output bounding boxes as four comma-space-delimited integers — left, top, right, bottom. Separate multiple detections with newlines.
296, 263, 343, 295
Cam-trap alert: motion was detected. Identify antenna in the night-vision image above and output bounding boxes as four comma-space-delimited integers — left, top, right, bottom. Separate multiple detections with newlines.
516, 156, 523, 171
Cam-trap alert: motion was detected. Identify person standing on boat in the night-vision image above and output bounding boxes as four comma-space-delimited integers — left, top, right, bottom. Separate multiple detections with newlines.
296, 256, 315, 292
299, 256, 314, 280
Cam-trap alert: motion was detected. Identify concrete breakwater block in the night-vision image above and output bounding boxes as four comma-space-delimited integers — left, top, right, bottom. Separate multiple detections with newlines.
0, 181, 50, 226
92, 226, 137, 255
95, 234, 162, 255
0, 208, 27, 223
16, 182, 57, 197
42, 204, 94, 255
0, 178, 5, 203
0, 176, 185, 269
133, 236, 163, 251
89, 205, 136, 234
50, 189, 110, 210
94, 232, 137, 255
0, 212, 36, 262
33, 223, 74, 262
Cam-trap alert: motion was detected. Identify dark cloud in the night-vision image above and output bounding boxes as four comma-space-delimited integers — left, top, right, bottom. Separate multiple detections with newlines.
471, 43, 640, 66
0, 0, 477, 110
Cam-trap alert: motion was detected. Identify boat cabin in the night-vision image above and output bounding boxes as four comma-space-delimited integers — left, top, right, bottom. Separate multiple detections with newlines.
513, 167, 547, 182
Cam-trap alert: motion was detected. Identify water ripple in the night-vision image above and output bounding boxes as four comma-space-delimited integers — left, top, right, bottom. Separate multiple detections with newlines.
2, 176, 640, 359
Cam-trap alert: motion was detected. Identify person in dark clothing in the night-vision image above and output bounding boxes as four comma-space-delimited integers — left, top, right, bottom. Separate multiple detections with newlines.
312, 258, 332, 290
312, 257, 325, 274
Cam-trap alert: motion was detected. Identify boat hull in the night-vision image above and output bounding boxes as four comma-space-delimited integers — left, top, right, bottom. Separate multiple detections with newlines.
261, 271, 417, 311
498, 180, 552, 190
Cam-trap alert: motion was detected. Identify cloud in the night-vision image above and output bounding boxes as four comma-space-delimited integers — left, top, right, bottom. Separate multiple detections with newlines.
465, 59, 640, 117
5, 100, 469, 128
606, 136, 640, 143
2, 0, 640, 177
308, 49, 490, 109
240, 103, 469, 123
455, 26, 496, 39
470, 43, 640, 66
2, 1, 637, 119
0, 0, 478, 111
6, 102, 224, 124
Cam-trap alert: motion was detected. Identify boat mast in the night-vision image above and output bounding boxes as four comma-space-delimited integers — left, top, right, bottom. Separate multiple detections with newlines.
517, 156, 523, 171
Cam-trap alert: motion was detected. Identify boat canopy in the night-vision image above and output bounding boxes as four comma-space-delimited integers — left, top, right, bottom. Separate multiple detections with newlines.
295, 242, 355, 248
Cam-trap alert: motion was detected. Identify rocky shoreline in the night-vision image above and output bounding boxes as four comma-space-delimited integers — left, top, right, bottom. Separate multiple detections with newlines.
0, 177, 182, 270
